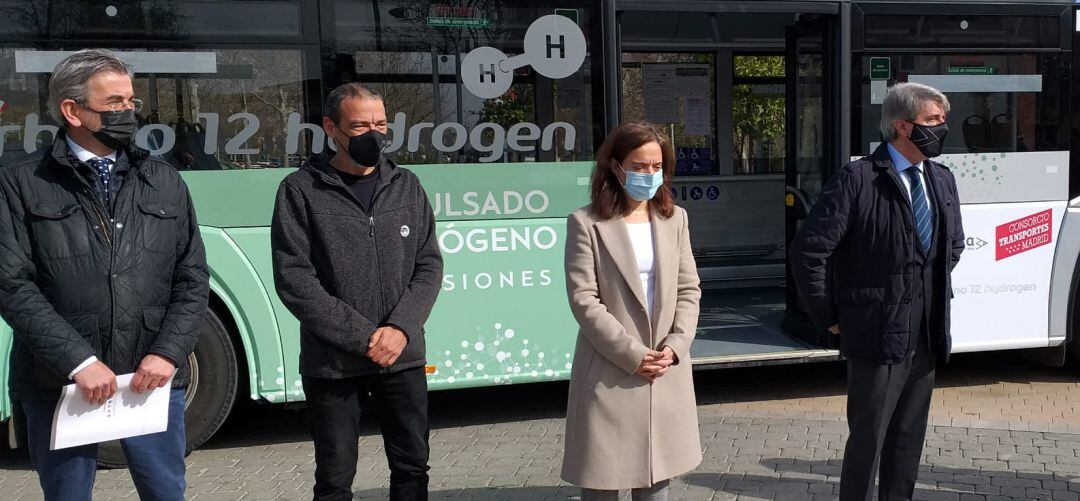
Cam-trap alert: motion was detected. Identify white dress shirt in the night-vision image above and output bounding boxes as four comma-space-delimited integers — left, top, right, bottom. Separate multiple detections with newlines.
626, 221, 656, 317
66, 136, 117, 168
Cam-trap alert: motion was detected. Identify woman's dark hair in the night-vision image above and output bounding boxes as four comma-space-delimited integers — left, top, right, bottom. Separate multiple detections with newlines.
589, 122, 675, 220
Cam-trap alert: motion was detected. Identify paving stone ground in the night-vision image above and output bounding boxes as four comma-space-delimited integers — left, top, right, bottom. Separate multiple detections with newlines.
1, 350, 1077, 500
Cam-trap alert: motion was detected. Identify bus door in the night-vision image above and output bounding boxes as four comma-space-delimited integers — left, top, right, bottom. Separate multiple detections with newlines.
782, 14, 842, 347
615, 3, 844, 366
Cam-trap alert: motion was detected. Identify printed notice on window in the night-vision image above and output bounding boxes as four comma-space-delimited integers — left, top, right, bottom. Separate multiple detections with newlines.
643, 64, 680, 123
643, 64, 711, 126
50, 373, 172, 450
684, 97, 710, 136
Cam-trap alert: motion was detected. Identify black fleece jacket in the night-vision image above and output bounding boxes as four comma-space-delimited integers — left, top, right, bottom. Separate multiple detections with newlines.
271, 153, 443, 378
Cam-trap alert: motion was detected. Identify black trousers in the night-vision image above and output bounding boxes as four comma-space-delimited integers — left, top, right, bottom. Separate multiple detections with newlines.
839, 331, 936, 501
303, 367, 430, 501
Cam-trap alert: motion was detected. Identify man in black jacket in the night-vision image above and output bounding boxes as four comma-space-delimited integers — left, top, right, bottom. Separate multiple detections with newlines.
271, 83, 443, 501
790, 82, 965, 501
0, 49, 208, 500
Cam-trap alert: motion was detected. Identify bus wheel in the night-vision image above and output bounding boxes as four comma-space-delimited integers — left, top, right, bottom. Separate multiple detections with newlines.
97, 309, 239, 468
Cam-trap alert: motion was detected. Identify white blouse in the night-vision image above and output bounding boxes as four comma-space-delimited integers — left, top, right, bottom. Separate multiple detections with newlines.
626, 221, 655, 316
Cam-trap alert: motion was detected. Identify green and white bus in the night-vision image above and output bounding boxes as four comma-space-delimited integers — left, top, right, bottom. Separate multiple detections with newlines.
1, 0, 1079, 461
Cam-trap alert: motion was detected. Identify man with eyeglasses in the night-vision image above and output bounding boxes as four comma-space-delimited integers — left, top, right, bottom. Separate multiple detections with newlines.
0, 49, 208, 500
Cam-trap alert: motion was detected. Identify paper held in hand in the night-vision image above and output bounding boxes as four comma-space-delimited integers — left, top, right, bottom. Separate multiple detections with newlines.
50, 373, 173, 450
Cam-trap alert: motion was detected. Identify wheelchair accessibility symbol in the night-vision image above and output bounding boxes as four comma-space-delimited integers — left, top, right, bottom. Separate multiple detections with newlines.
461, 15, 587, 99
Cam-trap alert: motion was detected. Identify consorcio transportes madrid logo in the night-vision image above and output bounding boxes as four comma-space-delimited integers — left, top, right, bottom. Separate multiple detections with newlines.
995, 209, 1053, 261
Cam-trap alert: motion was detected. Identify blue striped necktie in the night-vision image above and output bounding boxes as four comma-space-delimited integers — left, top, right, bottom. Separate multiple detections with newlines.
904, 167, 933, 252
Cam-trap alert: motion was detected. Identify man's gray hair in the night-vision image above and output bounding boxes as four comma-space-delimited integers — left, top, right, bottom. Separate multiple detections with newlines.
48, 49, 132, 126
879, 82, 951, 141
325, 82, 383, 124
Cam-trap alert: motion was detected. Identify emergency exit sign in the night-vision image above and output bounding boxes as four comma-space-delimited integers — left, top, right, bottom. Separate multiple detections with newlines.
870, 57, 890, 80
946, 66, 996, 75
427, 16, 492, 28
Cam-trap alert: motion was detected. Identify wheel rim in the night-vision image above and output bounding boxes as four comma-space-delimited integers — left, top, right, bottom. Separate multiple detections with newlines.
184, 352, 198, 411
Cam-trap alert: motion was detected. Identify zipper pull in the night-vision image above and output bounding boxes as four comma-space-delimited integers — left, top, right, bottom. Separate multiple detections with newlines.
369, 215, 375, 237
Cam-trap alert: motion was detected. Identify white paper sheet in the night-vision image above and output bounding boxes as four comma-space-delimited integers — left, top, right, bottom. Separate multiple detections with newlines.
643, 63, 711, 125
51, 373, 172, 450
643, 64, 680, 123
675, 65, 710, 98
683, 97, 711, 136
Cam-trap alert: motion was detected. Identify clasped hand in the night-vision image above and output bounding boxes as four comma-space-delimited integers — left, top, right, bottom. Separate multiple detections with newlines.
635, 347, 676, 382
367, 326, 408, 367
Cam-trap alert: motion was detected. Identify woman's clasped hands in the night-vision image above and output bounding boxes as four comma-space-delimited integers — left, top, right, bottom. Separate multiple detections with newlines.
634, 346, 676, 382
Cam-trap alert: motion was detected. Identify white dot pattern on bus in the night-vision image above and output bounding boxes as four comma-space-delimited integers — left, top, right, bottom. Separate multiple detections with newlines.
432, 322, 573, 385
270, 321, 581, 400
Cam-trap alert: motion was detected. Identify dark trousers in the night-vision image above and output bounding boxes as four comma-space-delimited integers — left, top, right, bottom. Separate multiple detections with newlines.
840, 332, 936, 501
304, 366, 430, 501
20, 388, 187, 501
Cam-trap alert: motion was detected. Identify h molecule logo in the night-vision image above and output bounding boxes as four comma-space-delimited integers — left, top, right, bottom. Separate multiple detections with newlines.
461, 14, 587, 99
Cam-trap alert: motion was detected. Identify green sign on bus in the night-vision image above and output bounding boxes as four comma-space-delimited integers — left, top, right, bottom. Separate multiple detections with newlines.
427, 16, 492, 28
946, 66, 997, 75
555, 8, 579, 24
870, 57, 890, 80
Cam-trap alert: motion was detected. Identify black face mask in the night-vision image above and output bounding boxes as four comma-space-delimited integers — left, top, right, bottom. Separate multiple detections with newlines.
89, 108, 137, 151
334, 127, 386, 167
908, 121, 949, 158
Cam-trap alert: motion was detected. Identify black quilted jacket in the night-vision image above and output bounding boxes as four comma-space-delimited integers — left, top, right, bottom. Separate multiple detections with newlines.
789, 144, 965, 364
0, 130, 209, 401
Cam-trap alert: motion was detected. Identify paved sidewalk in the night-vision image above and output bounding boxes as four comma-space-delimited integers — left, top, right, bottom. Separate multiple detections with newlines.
702, 351, 1080, 434
0, 351, 1077, 500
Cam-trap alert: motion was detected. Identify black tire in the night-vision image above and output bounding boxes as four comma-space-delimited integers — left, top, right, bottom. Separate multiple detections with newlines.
97, 308, 239, 468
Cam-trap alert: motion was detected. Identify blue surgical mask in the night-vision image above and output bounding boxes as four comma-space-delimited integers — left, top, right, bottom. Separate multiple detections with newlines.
622, 168, 664, 201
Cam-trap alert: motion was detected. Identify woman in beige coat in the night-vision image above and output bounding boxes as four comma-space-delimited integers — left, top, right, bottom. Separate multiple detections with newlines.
561, 122, 702, 501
